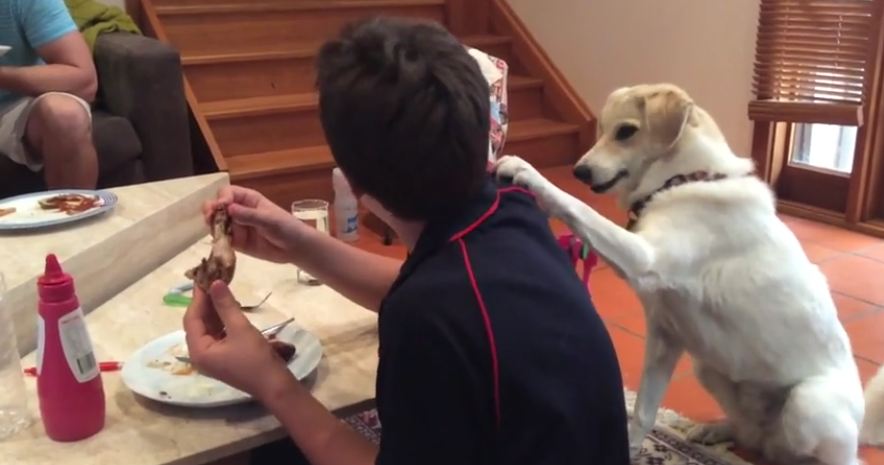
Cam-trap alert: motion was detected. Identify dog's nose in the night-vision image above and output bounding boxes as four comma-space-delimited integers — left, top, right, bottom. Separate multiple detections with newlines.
573, 165, 593, 182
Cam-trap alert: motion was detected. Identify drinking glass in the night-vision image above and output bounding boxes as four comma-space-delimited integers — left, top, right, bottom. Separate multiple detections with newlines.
0, 272, 32, 440
291, 199, 330, 285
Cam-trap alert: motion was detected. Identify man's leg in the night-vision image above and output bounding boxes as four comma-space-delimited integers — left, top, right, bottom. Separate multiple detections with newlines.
25, 93, 97, 189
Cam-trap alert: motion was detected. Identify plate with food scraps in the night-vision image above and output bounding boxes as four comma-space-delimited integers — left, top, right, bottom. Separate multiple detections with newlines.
0, 189, 117, 231
121, 323, 323, 408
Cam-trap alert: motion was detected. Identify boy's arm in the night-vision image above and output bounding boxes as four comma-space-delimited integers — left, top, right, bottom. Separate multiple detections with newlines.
184, 283, 378, 465
289, 225, 402, 312
0, 2, 97, 102
212, 185, 402, 312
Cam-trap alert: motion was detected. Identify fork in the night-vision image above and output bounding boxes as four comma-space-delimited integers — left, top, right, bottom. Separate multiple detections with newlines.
175, 317, 295, 364
239, 291, 272, 312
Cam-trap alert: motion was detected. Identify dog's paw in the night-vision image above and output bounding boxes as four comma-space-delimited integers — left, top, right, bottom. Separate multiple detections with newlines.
628, 420, 647, 458
494, 155, 543, 190
494, 155, 566, 216
686, 422, 733, 445
629, 440, 643, 460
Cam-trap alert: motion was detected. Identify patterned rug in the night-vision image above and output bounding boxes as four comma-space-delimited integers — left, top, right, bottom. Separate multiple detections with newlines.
340, 390, 754, 465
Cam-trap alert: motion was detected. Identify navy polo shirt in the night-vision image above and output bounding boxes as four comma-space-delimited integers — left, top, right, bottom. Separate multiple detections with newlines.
375, 179, 630, 465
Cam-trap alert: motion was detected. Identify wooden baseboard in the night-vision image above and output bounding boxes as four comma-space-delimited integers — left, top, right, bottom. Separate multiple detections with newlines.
777, 199, 884, 239
856, 219, 884, 238
777, 199, 846, 226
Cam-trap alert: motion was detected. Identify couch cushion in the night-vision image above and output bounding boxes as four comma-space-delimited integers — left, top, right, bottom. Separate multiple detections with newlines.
92, 110, 141, 176
0, 155, 42, 198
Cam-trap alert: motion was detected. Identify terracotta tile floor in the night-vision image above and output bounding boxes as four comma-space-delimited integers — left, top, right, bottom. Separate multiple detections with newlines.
352, 166, 884, 463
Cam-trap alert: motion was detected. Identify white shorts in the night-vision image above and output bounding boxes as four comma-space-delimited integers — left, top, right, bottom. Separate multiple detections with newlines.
0, 92, 91, 172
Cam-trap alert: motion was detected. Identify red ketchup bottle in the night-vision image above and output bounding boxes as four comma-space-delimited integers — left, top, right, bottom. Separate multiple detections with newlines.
36, 254, 105, 441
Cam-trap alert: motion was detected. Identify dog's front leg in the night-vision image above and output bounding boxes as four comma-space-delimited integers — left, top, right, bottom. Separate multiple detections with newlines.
630, 324, 684, 457
494, 156, 655, 277
558, 198, 655, 278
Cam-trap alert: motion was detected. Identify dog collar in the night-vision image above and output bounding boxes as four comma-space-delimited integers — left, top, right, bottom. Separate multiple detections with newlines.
626, 171, 737, 231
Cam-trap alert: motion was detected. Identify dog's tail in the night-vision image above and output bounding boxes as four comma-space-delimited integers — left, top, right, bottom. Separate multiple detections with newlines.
862, 365, 884, 446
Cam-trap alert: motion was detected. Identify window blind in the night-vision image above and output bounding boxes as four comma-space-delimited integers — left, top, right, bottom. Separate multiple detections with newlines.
749, 0, 882, 126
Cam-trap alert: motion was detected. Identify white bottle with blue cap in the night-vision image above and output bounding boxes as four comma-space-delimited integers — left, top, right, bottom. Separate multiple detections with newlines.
332, 167, 359, 242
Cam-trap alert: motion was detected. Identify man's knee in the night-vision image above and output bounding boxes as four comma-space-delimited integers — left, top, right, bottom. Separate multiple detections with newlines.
27, 94, 92, 145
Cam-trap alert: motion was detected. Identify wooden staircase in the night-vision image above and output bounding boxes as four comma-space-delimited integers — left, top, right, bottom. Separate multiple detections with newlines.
139, 0, 596, 206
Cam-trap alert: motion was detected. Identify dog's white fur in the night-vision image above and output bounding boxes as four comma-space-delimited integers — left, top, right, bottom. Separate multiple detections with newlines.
495, 83, 884, 465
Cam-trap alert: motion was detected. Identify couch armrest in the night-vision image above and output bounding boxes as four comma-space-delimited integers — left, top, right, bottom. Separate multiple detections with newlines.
94, 33, 193, 181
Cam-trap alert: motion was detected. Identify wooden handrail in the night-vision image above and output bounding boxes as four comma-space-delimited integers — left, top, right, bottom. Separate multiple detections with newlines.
488, 0, 597, 151
137, 0, 228, 172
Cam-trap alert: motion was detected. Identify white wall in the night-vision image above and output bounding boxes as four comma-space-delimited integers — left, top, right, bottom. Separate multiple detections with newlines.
507, 0, 760, 156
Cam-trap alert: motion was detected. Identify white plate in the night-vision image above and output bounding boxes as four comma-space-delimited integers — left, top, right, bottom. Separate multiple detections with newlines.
0, 46, 11, 57
121, 325, 323, 408
0, 189, 117, 231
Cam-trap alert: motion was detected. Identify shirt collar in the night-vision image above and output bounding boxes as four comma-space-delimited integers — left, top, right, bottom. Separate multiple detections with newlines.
392, 178, 500, 287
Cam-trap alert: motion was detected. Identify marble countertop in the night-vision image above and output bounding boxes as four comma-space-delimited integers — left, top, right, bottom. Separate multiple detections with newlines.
1, 174, 229, 354
1, 245, 379, 465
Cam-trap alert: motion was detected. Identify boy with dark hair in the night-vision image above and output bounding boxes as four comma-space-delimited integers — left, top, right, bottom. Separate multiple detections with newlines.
184, 17, 630, 465
317, 19, 491, 220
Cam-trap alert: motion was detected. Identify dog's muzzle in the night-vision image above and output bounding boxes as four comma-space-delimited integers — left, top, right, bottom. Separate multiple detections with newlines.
580, 169, 628, 193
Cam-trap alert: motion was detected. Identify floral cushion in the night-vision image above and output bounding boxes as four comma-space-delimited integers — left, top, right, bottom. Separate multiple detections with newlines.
467, 47, 509, 164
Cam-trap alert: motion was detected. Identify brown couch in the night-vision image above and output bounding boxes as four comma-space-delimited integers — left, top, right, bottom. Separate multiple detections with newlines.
0, 32, 193, 198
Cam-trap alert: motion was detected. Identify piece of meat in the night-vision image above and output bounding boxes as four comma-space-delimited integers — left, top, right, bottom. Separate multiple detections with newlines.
186, 207, 237, 292
0, 207, 15, 218
270, 340, 297, 363
38, 194, 100, 215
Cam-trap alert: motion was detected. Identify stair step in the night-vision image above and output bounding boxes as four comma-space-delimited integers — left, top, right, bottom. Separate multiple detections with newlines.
227, 146, 334, 181
160, 0, 446, 56
463, 35, 514, 63
204, 90, 562, 157
507, 75, 544, 119
225, 117, 581, 205
152, 0, 296, 5
509, 75, 543, 90
508, 119, 580, 141
182, 49, 317, 66
202, 93, 319, 119
226, 119, 579, 181
156, 0, 445, 15
504, 119, 582, 168
463, 34, 512, 49
183, 34, 515, 102
200, 75, 543, 120
181, 34, 512, 66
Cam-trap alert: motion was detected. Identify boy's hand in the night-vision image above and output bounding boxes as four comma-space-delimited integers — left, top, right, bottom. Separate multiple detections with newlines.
183, 281, 292, 401
203, 186, 306, 264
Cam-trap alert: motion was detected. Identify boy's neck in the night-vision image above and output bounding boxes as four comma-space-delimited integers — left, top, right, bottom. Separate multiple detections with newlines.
390, 220, 426, 252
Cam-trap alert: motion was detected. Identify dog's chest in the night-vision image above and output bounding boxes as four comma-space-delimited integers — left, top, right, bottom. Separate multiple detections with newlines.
640, 287, 771, 374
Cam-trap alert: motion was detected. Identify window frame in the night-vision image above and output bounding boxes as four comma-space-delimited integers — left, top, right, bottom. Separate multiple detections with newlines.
750, 0, 884, 237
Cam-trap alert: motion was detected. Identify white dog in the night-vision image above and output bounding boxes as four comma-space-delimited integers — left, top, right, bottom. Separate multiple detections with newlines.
494, 83, 884, 465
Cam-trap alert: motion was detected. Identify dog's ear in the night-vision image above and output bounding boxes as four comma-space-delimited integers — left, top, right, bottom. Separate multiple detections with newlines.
641, 88, 693, 149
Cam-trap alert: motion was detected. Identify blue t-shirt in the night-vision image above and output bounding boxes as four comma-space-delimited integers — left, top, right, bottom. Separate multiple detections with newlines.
0, 0, 77, 105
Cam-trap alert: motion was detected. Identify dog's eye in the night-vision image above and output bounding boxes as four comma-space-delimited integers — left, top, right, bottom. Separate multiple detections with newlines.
615, 124, 638, 141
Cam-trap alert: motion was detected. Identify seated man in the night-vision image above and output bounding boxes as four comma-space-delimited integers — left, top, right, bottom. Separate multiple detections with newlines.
184, 18, 630, 465
0, 0, 98, 189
